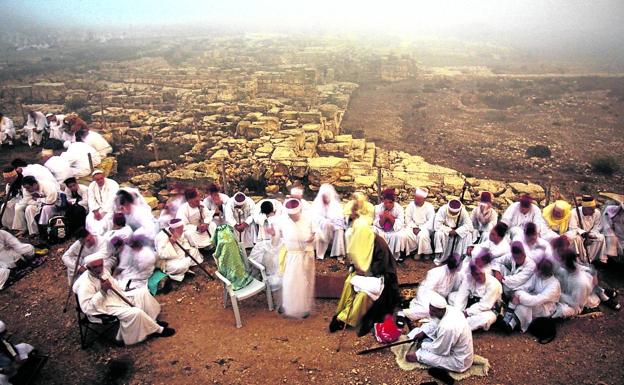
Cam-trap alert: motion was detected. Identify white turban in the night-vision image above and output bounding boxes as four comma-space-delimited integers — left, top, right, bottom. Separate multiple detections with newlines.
284, 198, 302, 214
169, 218, 184, 229
428, 292, 447, 309
0, 321, 5, 333
91, 169, 104, 176
290, 187, 304, 199
83, 254, 104, 267
414, 188, 428, 199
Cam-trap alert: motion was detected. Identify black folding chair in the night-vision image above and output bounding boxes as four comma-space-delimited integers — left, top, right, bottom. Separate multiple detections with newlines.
75, 294, 119, 349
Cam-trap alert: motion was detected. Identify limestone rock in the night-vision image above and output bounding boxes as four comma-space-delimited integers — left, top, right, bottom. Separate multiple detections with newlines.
130, 172, 162, 186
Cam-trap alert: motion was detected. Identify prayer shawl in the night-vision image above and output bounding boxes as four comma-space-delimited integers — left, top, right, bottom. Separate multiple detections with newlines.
212, 224, 253, 290
44, 155, 73, 184
347, 217, 375, 271
542, 201, 572, 235
343, 193, 375, 226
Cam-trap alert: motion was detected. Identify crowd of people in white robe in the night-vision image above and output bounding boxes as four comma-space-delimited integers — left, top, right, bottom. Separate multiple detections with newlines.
1, 111, 624, 375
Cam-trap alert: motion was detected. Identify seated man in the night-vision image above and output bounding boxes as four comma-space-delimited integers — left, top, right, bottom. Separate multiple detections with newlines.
62, 177, 89, 235
103, 213, 133, 244
62, 228, 112, 284
86, 170, 119, 235
503, 257, 561, 333
433, 199, 473, 265
23, 110, 47, 147
404, 188, 435, 259
401, 255, 461, 322
449, 262, 502, 331
542, 200, 572, 242
343, 191, 375, 228
373, 188, 406, 262
253, 198, 283, 242
553, 250, 600, 318
41, 148, 73, 184
60, 141, 101, 178
79, 129, 112, 158
470, 191, 498, 244
154, 219, 200, 282
311, 184, 346, 260
175, 188, 212, 250
224, 192, 256, 249
502, 194, 546, 241
113, 188, 158, 239
202, 183, 229, 223
0, 230, 35, 290
492, 241, 536, 298
521, 222, 553, 261
157, 188, 184, 229
115, 235, 156, 291
21, 175, 59, 240
72, 255, 174, 346
603, 201, 624, 263
45, 113, 66, 141
467, 222, 511, 265
1, 168, 23, 230
566, 195, 606, 265
0, 113, 15, 147
0, 320, 35, 383
405, 293, 474, 373
330, 218, 401, 336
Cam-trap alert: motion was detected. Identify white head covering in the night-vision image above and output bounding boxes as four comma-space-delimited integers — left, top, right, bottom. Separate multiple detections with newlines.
290, 187, 304, 199
312, 183, 342, 218
91, 169, 104, 176
414, 188, 428, 199
284, 198, 302, 215
233, 192, 246, 206
428, 292, 447, 309
83, 254, 104, 267
0, 321, 5, 333
169, 218, 184, 229
45, 113, 54, 118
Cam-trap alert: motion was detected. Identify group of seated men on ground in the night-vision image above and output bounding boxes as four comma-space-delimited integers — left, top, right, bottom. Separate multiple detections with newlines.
1, 109, 623, 382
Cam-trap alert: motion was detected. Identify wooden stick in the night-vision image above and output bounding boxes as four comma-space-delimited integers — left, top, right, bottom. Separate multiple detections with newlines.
572, 195, 591, 258
63, 243, 85, 313
87, 153, 94, 174
100, 279, 135, 307
357, 337, 418, 355
162, 228, 214, 280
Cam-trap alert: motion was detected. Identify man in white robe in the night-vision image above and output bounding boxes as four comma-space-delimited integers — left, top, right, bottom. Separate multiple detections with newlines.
603, 202, 624, 262
113, 188, 158, 240
62, 177, 89, 233
468, 222, 511, 265
86, 170, 119, 235
103, 213, 133, 244
470, 191, 498, 244
566, 195, 606, 264
225, 192, 256, 249
253, 198, 283, 242
23, 110, 47, 147
0, 320, 35, 383
311, 184, 346, 260
433, 199, 474, 265
13, 159, 58, 188
62, 228, 114, 284
202, 183, 229, 224
0, 230, 34, 290
553, 249, 601, 318
45, 113, 66, 141
115, 235, 156, 291
158, 189, 184, 229
73, 255, 174, 346
492, 241, 536, 298
501, 195, 546, 241
505, 257, 561, 332
521, 222, 554, 261
249, 200, 283, 305
0, 113, 15, 146
278, 198, 315, 319
175, 188, 212, 249
80, 130, 112, 157
41, 148, 73, 184
406, 293, 474, 373
404, 188, 435, 258
373, 188, 406, 261
60, 141, 101, 178
21, 176, 59, 237
154, 219, 200, 282
1, 168, 23, 230
401, 256, 462, 321
289, 186, 311, 213
449, 263, 502, 331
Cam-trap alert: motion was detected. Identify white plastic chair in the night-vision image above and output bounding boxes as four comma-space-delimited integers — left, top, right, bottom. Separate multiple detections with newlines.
214, 252, 274, 328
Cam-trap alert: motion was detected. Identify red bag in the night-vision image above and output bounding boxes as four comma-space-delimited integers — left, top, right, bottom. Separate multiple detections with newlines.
373, 314, 401, 344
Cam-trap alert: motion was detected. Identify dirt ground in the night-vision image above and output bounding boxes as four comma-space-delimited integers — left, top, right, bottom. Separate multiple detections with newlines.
341, 75, 624, 196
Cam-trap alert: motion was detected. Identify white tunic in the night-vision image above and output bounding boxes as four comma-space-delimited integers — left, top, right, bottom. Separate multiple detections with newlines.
23, 111, 47, 146
553, 266, 600, 318
21, 164, 58, 189
224, 197, 257, 249
491, 254, 536, 295
404, 201, 435, 255
253, 199, 283, 241
311, 188, 346, 259
154, 230, 200, 281
60, 142, 102, 177
47, 114, 65, 140
513, 274, 561, 332
63, 184, 89, 210
82, 131, 112, 157
405, 265, 461, 321
501, 202, 546, 240
0, 230, 34, 289
86, 178, 120, 235
175, 201, 212, 248
603, 204, 624, 259
22, 178, 59, 234
0, 116, 15, 143
449, 274, 502, 331
470, 204, 499, 244
521, 235, 554, 262
373, 202, 406, 259
202, 193, 230, 219
44, 156, 74, 184
248, 215, 283, 294
566, 208, 606, 264
433, 205, 474, 263
73, 270, 161, 345
278, 215, 315, 318
411, 305, 474, 373
62, 236, 113, 283
116, 247, 156, 291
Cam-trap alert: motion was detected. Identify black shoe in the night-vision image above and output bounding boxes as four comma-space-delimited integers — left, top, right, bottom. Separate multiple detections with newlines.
113, 339, 125, 347
397, 257, 405, 264
604, 288, 618, 299
329, 315, 345, 333
428, 367, 455, 385
160, 327, 176, 337
604, 298, 621, 311
157, 320, 169, 328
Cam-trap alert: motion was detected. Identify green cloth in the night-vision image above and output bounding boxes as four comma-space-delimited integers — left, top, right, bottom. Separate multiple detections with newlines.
336, 271, 372, 327
148, 269, 168, 295
212, 224, 254, 290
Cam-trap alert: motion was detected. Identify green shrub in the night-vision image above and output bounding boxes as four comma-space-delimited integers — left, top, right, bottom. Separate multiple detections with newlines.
591, 156, 620, 175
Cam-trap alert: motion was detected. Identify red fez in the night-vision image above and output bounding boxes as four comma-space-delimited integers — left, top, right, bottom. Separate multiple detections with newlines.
480, 191, 492, 203
519, 194, 533, 208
